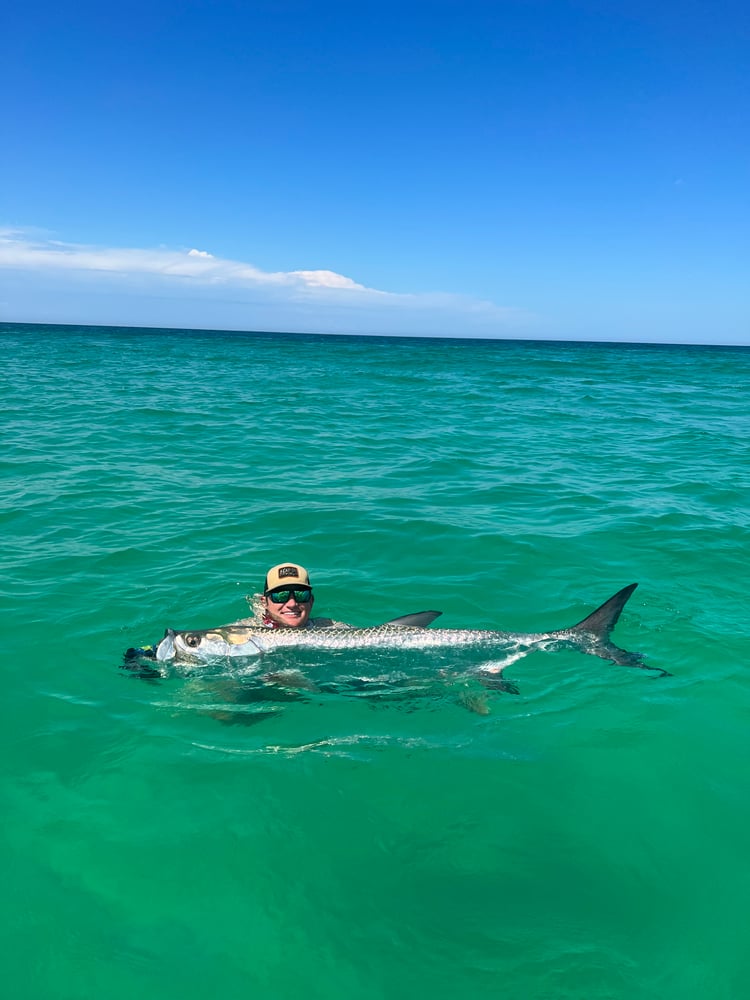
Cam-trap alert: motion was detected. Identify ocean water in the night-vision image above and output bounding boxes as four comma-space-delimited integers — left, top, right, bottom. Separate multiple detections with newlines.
1, 321, 748, 999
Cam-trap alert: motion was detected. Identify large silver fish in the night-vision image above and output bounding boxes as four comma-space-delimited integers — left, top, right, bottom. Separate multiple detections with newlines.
154, 583, 655, 671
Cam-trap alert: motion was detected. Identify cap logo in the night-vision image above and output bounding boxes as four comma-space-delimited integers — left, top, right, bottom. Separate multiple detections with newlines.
277, 566, 299, 579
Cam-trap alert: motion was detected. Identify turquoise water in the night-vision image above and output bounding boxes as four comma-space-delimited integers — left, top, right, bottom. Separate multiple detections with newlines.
2, 322, 749, 999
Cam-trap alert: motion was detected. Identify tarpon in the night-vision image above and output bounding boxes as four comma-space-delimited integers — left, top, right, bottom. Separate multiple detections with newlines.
154, 583, 661, 673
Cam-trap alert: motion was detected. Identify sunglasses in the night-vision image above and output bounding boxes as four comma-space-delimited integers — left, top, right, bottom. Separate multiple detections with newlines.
265, 587, 312, 605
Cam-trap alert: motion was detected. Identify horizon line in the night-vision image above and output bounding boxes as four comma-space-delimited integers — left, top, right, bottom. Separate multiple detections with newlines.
1, 318, 747, 351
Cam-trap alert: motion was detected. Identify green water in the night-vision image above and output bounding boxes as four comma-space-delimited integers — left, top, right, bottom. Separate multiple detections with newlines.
2, 323, 749, 998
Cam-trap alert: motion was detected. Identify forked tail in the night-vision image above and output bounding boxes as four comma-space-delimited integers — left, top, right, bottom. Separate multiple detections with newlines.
570, 582, 638, 637
557, 583, 669, 675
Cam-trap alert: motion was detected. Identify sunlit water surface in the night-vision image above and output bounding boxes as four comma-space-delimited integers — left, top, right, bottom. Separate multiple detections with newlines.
2, 323, 749, 999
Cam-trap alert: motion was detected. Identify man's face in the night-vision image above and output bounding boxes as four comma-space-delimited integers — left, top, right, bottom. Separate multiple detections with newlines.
262, 587, 314, 627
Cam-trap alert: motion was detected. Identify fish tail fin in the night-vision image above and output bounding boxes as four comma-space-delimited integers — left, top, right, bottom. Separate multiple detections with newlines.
558, 584, 670, 675
569, 583, 639, 636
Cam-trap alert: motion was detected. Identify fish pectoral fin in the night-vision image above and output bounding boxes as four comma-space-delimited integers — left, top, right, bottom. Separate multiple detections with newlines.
382, 610, 442, 628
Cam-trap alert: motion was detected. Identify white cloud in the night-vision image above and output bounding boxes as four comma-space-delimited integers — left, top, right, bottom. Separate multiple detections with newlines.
0, 227, 532, 336
0, 229, 383, 294
289, 269, 370, 291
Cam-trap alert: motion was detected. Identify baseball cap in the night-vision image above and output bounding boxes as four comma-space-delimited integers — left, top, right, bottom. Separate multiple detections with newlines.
264, 563, 311, 593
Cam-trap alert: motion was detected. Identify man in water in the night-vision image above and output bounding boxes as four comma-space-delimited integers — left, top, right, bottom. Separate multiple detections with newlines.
124, 561, 339, 667
236, 562, 347, 630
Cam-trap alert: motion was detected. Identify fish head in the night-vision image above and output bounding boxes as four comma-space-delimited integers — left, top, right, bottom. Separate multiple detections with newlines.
158, 626, 264, 663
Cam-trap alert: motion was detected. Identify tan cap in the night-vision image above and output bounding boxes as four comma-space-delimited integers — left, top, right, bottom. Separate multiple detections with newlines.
264, 563, 311, 593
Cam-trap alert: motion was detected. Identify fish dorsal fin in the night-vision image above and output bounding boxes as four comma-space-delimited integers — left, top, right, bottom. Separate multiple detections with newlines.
382, 610, 442, 628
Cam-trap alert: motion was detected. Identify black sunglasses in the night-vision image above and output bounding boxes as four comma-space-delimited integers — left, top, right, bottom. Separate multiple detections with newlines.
265, 587, 312, 604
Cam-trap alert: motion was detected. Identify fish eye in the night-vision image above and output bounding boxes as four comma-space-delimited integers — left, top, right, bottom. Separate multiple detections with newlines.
184, 633, 201, 648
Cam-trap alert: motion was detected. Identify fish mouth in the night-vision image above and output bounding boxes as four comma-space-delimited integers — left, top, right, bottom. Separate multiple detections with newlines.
155, 629, 176, 662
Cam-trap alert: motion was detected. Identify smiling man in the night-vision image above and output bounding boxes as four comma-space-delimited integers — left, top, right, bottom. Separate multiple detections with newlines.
261, 562, 317, 628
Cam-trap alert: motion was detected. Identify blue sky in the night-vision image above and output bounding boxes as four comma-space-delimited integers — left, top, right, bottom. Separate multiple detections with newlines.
2, 0, 748, 343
